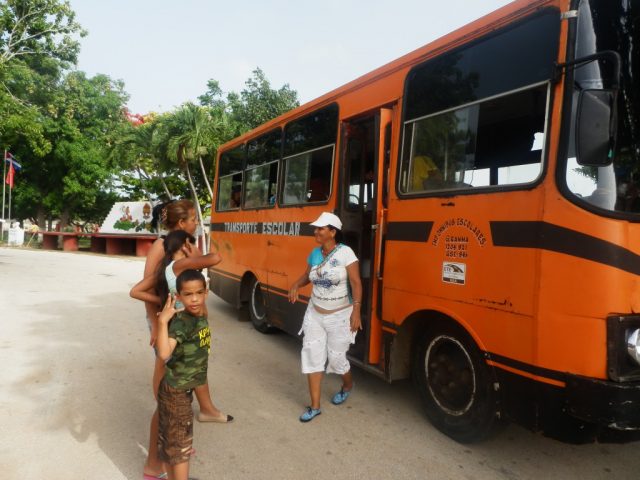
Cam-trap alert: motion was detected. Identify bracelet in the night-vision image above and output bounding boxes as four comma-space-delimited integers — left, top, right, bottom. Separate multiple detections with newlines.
353, 301, 361, 305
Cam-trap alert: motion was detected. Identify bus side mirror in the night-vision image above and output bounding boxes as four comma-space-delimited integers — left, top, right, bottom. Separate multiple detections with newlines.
576, 89, 617, 167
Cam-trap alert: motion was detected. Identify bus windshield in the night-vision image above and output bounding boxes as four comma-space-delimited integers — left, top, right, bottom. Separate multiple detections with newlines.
564, 0, 640, 215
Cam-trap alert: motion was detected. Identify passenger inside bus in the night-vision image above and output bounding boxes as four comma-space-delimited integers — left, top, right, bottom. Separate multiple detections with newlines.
308, 177, 329, 202
229, 185, 242, 208
411, 155, 444, 190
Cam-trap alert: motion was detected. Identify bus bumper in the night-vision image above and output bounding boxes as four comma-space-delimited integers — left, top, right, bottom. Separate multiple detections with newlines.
566, 375, 640, 430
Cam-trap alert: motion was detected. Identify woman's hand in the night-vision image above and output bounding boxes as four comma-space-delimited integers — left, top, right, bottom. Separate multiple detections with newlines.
289, 266, 311, 303
349, 308, 362, 332
288, 284, 299, 303
182, 241, 194, 257
149, 321, 158, 347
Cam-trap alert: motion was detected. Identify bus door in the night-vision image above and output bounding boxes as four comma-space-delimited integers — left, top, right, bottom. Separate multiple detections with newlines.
338, 108, 392, 366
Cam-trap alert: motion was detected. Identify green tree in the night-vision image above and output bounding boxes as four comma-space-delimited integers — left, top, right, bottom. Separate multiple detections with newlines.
0, 0, 85, 68
12, 71, 129, 228
201, 67, 300, 135
109, 119, 181, 202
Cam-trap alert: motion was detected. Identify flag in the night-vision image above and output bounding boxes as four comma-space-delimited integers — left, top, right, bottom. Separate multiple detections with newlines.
4, 152, 21, 171
5, 161, 14, 188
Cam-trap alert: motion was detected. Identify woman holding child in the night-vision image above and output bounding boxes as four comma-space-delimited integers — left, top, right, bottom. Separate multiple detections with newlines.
288, 212, 363, 422
131, 200, 231, 480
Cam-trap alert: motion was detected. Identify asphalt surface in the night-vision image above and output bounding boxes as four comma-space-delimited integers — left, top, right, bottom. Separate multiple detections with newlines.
1, 247, 639, 480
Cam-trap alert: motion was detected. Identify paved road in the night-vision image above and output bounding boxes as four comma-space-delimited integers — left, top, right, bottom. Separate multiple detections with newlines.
0, 247, 639, 480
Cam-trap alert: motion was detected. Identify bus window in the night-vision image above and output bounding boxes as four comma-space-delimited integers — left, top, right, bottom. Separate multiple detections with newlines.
245, 162, 278, 208
244, 129, 281, 208
400, 84, 548, 193
282, 146, 334, 204
400, 9, 559, 195
281, 104, 338, 205
217, 145, 245, 211
563, 0, 640, 215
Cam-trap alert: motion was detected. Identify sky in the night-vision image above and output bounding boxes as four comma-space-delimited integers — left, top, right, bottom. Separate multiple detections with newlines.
69, 0, 514, 114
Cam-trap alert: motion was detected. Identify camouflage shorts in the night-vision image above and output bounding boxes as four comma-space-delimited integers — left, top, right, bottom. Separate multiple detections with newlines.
157, 379, 194, 466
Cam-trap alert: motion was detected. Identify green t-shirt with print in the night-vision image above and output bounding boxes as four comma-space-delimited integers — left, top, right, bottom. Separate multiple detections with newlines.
165, 311, 211, 389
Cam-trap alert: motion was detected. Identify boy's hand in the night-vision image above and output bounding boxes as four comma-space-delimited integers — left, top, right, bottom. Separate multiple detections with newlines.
157, 294, 184, 324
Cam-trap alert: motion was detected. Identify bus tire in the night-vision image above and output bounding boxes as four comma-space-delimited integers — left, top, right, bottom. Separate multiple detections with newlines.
413, 322, 499, 443
249, 278, 274, 333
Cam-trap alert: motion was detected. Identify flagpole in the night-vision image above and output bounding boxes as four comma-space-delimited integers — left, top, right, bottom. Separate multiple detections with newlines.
7, 173, 11, 227
2, 149, 6, 224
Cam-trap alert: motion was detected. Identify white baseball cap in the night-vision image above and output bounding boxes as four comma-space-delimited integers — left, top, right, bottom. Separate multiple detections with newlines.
310, 212, 343, 230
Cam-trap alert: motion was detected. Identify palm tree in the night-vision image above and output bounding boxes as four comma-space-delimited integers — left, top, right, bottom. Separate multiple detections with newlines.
110, 120, 174, 200
154, 104, 224, 253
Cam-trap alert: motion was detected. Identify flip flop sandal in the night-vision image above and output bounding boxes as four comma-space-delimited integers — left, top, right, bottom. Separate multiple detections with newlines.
197, 412, 234, 423
143, 474, 198, 480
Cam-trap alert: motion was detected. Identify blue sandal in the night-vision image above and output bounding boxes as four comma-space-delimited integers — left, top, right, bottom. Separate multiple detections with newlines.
331, 387, 352, 405
299, 406, 322, 422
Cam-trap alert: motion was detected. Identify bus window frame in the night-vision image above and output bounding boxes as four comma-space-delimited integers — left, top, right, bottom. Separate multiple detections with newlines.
216, 170, 245, 212
245, 127, 283, 170
242, 127, 283, 211
397, 81, 553, 200
215, 143, 246, 213
243, 158, 280, 211
278, 143, 335, 208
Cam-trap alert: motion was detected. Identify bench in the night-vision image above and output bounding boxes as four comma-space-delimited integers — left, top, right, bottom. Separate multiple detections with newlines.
40, 232, 86, 252
90, 233, 156, 256
40, 231, 156, 256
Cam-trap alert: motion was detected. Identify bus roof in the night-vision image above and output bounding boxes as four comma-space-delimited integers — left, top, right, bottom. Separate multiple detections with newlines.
218, 0, 555, 152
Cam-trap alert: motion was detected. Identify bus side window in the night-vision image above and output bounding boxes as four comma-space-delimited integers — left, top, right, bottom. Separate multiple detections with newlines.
244, 129, 281, 209
400, 84, 548, 194
399, 11, 558, 195
281, 104, 338, 205
282, 147, 333, 204
217, 145, 245, 211
218, 174, 243, 210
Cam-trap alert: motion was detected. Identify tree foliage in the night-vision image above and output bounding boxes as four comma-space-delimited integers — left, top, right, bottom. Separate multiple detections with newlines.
120, 67, 300, 206
1, 0, 301, 232
12, 71, 129, 227
0, 0, 131, 229
201, 67, 299, 135
0, 0, 85, 67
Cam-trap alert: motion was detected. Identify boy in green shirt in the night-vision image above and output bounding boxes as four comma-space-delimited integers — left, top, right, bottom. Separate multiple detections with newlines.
155, 269, 211, 480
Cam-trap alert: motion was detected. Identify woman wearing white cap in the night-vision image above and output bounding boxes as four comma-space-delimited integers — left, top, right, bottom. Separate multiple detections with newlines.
288, 212, 363, 422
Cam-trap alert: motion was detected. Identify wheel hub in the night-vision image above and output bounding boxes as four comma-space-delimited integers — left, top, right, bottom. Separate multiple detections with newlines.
425, 335, 476, 416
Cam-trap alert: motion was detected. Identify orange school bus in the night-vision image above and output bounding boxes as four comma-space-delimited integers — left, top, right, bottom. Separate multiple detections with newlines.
209, 0, 640, 442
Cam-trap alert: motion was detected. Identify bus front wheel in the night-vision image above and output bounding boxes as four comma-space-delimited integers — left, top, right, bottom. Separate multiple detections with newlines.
413, 322, 499, 443
249, 278, 274, 333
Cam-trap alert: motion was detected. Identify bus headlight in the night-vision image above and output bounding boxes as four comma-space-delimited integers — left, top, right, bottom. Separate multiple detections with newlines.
608, 315, 640, 382
627, 328, 640, 366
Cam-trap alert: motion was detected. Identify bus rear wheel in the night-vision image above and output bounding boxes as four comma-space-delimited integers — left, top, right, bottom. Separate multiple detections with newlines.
413, 322, 499, 443
249, 278, 274, 333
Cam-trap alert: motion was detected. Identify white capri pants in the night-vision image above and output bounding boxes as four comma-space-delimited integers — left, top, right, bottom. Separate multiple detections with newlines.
300, 304, 356, 375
